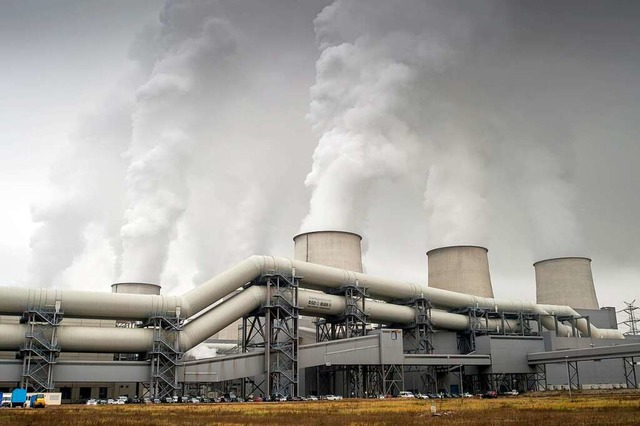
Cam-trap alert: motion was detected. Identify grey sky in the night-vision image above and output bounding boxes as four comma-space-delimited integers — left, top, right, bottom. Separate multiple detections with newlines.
0, 1, 638, 325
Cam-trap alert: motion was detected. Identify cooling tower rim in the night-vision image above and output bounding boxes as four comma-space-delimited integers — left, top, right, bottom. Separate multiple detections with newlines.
293, 230, 363, 241
533, 256, 592, 267
111, 282, 161, 290
426, 245, 488, 256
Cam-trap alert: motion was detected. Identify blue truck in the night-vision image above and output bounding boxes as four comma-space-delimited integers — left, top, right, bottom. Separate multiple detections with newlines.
11, 388, 27, 407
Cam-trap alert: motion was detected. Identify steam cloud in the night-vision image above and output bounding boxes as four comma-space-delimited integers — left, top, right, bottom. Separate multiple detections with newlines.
27, 0, 318, 289
302, 0, 585, 258
26, 0, 613, 296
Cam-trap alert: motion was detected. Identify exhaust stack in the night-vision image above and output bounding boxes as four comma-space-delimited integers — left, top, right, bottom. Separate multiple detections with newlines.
427, 246, 494, 298
534, 257, 599, 309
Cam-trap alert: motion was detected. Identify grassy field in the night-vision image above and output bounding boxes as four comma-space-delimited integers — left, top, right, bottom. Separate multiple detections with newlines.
0, 391, 638, 425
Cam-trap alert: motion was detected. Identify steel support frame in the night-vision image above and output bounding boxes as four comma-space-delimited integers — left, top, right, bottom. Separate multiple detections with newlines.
555, 315, 591, 338
315, 283, 369, 342
20, 304, 63, 392
317, 364, 337, 396
622, 357, 637, 389
241, 272, 300, 397
528, 364, 547, 392
400, 297, 436, 393
480, 373, 528, 393
148, 312, 183, 400
566, 360, 580, 391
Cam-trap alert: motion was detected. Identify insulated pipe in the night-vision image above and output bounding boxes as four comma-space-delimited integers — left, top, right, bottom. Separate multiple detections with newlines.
0, 255, 623, 338
0, 286, 266, 353
180, 285, 266, 351
0, 286, 184, 321
0, 285, 519, 354
298, 289, 520, 332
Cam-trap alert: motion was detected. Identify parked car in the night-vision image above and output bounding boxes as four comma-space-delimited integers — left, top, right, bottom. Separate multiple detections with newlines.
398, 391, 415, 398
306, 395, 318, 401
86, 399, 98, 405
325, 395, 343, 401
482, 391, 498, 399
462, 392, 473, 398
504, 390, 519, 396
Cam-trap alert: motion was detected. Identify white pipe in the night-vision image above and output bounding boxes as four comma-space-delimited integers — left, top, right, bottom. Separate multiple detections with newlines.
298, 289, 520, 332
0, 255, 623, 339
0, 286, 266, 353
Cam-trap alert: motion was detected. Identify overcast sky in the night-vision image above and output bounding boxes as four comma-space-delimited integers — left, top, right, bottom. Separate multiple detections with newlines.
1, 0, 639, 327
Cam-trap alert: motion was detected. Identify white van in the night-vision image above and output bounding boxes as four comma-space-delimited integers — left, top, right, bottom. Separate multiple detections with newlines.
1, 395, 12, 407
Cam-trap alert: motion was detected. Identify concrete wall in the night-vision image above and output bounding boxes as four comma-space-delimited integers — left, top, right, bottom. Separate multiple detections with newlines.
535, 257, 599, 309
427, 246, 494, 298
294, 231, 363, 273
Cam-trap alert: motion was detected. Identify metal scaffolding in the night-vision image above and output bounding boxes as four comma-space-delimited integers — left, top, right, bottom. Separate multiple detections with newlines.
622, 357, 637, 389
555, 315, 591, 338
315, 283, 370, 397
455, 307, 541, 354
20, 303, 63, 392
480, 373, 530, 393
566, 360, 580, 391
399, 297, 436, 392
315, 283, 369, 342
148, 311, 183, 400
528, 364, 547, 391
243, 272, 300, 397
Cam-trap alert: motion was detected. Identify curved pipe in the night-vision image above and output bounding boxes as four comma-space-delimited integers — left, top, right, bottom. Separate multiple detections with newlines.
0, 286, 520, 354
0, 255, 623, 339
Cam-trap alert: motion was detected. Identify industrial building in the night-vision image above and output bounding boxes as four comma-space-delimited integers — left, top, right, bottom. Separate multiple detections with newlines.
1, 231, 639, 403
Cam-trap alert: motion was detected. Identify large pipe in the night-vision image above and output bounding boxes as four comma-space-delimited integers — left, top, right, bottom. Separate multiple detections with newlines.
0, 286, 266, 353
298, 290, 520, 332
0, 286, 520, 354
0, 255, 623, 339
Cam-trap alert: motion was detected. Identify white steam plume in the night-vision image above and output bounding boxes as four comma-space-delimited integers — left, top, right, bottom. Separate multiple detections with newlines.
119, 7, 240, 284
27, 92, 133, 288
302, 0, 499, 248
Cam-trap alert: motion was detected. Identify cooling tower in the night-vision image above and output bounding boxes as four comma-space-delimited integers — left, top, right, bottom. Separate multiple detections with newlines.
294, 230, 363, 273
111, 282, 161, 295
534, 257, 599, 309
427, 246, 494, 298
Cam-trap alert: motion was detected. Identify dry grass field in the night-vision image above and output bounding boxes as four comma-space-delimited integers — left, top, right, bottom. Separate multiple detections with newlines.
0, 391, 638, 425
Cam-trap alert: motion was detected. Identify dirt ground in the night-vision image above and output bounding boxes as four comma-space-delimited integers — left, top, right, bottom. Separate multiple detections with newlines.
0, 390, 638, 425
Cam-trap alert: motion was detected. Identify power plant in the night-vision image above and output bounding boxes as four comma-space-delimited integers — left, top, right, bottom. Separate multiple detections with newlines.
1, 231, 638, 403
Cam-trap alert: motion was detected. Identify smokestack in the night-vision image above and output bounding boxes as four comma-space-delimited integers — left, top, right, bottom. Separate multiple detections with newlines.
534, 257, 599, 309
293, 231, 363, 272
111, 282, 161, 295
427, 246, 494, 298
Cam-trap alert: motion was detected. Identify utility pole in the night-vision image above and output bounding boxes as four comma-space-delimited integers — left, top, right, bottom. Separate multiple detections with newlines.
618, 300, 640, 336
